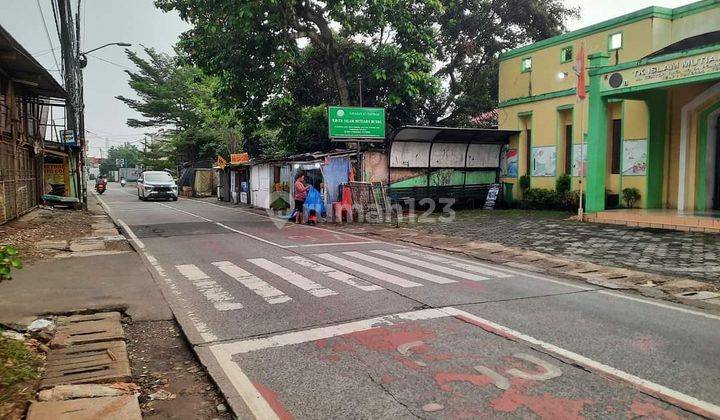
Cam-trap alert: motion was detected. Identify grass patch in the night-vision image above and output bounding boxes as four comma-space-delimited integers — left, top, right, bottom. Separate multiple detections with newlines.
0, 334, 42, 418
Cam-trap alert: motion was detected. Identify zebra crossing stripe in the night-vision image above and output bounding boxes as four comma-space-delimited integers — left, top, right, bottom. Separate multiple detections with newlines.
176, 264, 210, 281
344, 251, 458, 284
248, 258, 338, 298
176, 264, 243, 311
315, 253, 422, 288
283, 256, 384, 292
393, 248, 514, 278
212, 261, 292, 304
370, 250, 489, 281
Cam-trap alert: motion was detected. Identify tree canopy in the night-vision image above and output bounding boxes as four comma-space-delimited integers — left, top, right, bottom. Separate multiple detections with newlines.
116, 47, 243, 165
147, 0, 577, 159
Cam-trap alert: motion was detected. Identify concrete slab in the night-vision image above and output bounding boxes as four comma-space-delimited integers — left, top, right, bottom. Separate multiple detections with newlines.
26, 395, 141, 420
36, 240, 68, 250
51, 314, 124, 348
42, 340, 131, 388
69, 240, 106, 252
37, 384, 127, 401
0, 251, 173, 324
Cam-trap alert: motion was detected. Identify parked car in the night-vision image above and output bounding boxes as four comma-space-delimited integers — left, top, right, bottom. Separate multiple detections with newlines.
137, 171, 178, 201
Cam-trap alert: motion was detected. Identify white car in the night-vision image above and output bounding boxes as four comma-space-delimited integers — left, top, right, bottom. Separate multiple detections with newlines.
137, 171, 178, 201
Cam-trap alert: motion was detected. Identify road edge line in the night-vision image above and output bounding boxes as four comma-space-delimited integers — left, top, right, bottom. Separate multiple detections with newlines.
443, 307, 720, 419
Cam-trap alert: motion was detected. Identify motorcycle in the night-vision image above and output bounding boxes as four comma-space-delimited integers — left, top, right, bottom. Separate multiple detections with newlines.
95, 180, 107, 195
120, 179, 126, 187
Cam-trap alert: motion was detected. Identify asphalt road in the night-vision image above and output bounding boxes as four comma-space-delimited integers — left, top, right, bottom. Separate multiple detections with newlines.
97, 184, 720, 419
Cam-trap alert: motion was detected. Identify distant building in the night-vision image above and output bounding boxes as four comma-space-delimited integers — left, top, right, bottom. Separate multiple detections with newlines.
498, 0, 720, 214
0, 24, 67, 224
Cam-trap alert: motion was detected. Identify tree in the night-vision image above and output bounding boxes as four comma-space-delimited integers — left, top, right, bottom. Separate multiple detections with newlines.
99, 143, 140, 175
155, 0, 440, 120
430, 0, 578, 125
154, 0, 576, 157
116, 47, 243, 164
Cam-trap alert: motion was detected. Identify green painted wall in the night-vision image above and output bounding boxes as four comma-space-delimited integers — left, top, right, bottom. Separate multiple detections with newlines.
391, 170, 496, 188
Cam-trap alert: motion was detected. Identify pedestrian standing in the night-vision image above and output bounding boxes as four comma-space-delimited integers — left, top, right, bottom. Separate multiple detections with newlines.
294, 173, 308, 224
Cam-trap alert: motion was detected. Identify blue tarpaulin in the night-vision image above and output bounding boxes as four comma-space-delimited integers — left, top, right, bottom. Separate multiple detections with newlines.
323, 157, 350, 205
305, 186, 325, 216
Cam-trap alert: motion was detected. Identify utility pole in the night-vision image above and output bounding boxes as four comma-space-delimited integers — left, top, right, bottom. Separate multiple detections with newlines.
57, 0, 85, 206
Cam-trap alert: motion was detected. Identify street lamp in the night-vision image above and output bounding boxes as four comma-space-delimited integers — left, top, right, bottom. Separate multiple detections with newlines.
557, 71, 569, 81
78, 42, 131, 68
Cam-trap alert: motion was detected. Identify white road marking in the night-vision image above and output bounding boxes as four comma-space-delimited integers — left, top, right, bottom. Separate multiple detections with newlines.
315, 253, 422, 288
370, 250, 488, 282
443, 307, 720, 419
176, 264, 210, 281
176, 264, 244, 311
284, 241, 377, 248
283, 256, 384, 292
394, 248, 513, 278
212, 308, 447, 355
157, 202, 213, 222
344, 251, 458, 284
117, 219, 144, 249
247, 258, 338, 297
208, 346, 280, 420
212, 261, 291, 304
401, 246, 595, 291
507, 353, 562, 381
214, 222, 288, 248
597, 290, 720, 322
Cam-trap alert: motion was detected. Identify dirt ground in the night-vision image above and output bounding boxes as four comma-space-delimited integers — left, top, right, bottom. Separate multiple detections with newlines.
0, 208, 94, 263
124, 320, 232, 419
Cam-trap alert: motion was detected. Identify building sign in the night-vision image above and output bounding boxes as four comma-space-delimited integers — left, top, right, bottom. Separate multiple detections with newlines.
602, 49, 720, 92
328, 106, 385, 139
231, 153, 249, 164
60, 129, 77, 146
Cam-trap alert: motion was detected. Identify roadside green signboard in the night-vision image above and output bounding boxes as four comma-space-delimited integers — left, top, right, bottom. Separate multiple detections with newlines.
328, 106, 385, 139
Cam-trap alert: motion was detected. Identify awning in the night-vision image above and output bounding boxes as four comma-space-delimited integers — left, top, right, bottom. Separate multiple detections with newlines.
0, 25, 66, 99
391, 126, 519, 144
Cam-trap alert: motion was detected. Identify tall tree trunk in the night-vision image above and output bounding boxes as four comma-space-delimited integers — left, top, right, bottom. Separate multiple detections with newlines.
331, 60, 351, 106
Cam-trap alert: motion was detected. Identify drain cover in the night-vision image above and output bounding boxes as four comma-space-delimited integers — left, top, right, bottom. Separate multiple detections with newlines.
51, 312, 124, 348
41, 340, 131, 388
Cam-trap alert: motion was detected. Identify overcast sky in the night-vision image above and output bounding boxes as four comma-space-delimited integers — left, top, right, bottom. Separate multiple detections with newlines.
0, 0, 698, 157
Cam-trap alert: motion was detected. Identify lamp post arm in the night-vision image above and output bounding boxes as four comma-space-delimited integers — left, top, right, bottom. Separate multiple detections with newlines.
81, 42, 131, 56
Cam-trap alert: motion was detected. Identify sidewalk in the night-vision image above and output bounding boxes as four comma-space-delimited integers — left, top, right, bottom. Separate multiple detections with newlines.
0, 193, 231, 419
0, 194, 172, 326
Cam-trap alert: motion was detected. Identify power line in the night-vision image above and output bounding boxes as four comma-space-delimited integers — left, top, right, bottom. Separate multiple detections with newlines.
86, 53, 134, 71
36, 0, 61, 73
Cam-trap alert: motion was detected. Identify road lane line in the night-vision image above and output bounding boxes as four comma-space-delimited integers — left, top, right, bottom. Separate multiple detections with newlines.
176, 264, 244, 311
344, 251, 459, 284
315, 253, 422, 288
157, 202, 214, 222
393, 248, 513, 278
283, 256, 384, 292
212, 261, 292, 304
443, 307, 720, 419
283, 241, 378, 248
154, 201, 290, 248
247, 258, 338, 298
214, 222, 288, 248
370, 250, 488, 282
597, 290, 720, 322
